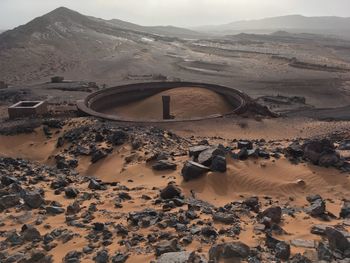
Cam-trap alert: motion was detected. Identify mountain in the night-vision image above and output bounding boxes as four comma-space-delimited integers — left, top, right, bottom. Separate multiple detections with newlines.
193, 15, 350, 38
106, 18, 202, 39
0, 7, 202, 84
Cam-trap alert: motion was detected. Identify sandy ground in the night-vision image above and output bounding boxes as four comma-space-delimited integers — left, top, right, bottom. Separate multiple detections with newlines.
0, 118, 350, 262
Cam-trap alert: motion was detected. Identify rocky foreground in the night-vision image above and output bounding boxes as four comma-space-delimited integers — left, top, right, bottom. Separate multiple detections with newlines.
1, 118, 350, 262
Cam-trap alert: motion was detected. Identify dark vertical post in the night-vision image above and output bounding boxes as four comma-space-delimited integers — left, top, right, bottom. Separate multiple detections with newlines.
162, 95, 171, 120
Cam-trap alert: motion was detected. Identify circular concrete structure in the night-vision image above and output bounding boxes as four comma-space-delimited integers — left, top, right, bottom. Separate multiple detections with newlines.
77, 82, 249, 123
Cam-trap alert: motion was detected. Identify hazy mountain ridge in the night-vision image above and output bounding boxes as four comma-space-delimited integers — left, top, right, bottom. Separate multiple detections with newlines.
193, 15, 350, 38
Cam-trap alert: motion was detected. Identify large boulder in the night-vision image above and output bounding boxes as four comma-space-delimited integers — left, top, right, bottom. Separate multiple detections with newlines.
0, 194, 21, 211
181, 161, 210, 181
305, 195, 326, 217
209, 242, 250, 261
325, 227, 350, 252
157, 252, 207, 263
160, 184, 182, 200
259, 206, 282, 224
197, 146, 225, 167
302, 139, 340, 167
155, 239, 181, 257
24, 191, 45, 209
21, 225, 41, 242
189, 145, 211, 158
210, 155, 227, 172
266, 234, 290, 260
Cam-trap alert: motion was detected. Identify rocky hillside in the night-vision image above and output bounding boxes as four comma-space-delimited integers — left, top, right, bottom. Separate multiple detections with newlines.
0, 7, 200, 84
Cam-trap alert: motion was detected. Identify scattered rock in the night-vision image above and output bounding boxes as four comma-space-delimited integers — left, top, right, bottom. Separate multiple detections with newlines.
152, 160, 177, 171
259, 206, 282, 224
24, 191, 44, 209
340, 200, 350, 218
155, 239, 181, 257
65, 187, 79, 199
181, 161, 210, 181
209, 242, 250, 261
0, 194, 20, 211
189, 145, 211, 158
21, 225, 41, 242
325, 227, 350, 252
198, 146, 225, 166
210, 155, 227, 172
160, 184, 182, 199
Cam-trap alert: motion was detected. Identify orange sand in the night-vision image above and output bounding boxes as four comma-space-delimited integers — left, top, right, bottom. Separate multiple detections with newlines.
103, 87, 234, 120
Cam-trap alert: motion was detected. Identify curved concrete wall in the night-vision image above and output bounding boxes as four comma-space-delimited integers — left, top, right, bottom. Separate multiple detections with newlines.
77, 81, 249, 123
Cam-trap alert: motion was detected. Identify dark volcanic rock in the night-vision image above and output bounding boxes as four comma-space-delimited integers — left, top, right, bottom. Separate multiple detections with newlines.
65, 187, 79, 199
266, 234, 290, 260
24, 191, 44, 209
181, 161, 210, 181
317, 242, 333, 262
198, 147, 225, 166
212, 212, 237, 224
63, 250, 82, 263
259, 206, 282, 224
91, 149, 107, 163
128, 209, 159, 227
66, 201, 81, 215
21, 250, 53, 263
209, 242, 250, 261
111, 252, 129, 263
46, 206, 65, 215
157, 251, 207, 263
155, 239, 181, 257
275, 241, 291, 260
110, 130, 128, 145
340, 200, 350, 218
201, 226, 218, 238
243, 196, 260, 212
210, 155, 227, 172
0, 194, 20, 211
303, 139, 340, 167
94, 249, 109, 263
238, 140, 253, 150
21, 225, 41, 242
290, 253, 312, 263
160, 184, 182, 199
88, 179, 107, 190
189, 145, 211, 158
306, 197, 326, 217
325, 227, 350, 252
311, 224, 329, 236
152, 160, 177, 171
286, 142, 304, 158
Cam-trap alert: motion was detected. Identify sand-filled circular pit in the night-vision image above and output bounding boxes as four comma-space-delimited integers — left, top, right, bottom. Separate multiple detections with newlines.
77, 82, 248, 122
103, 87, 234, 121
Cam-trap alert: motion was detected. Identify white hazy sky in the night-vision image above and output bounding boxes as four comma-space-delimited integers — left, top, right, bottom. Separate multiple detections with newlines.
1, 0, 350, 29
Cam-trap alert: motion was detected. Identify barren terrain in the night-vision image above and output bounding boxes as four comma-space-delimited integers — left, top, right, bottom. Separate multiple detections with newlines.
1, 6, 350, 263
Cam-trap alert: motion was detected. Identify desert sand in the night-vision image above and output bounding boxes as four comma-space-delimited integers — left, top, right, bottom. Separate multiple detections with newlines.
0, 118, 350, 262
2, 6, 350, 263
103, 87, 234, 121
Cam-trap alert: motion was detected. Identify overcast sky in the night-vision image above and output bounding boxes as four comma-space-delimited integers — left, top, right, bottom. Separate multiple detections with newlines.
1, 0, 350, 29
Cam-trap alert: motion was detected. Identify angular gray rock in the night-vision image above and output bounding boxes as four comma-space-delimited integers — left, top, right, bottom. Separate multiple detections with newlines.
181, 161, 210, 181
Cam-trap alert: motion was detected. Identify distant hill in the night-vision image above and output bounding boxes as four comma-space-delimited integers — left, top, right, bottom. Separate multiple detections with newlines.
0, 7, 204, 84
107, 18, 203, 39
193, 15, 350, 38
